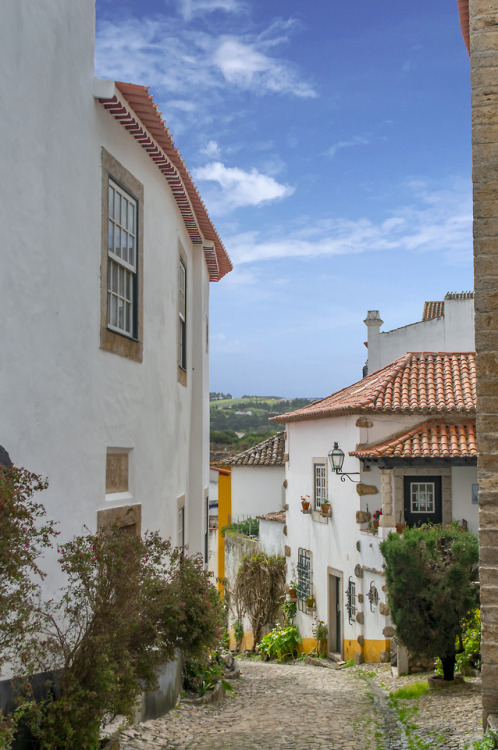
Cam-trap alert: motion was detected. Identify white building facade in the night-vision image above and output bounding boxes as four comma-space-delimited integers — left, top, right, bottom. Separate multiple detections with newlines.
274, 351, 477, 662
0, 0, 231, 606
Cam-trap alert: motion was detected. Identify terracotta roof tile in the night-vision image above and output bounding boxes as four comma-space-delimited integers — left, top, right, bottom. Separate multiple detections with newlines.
422, 301, 444, 321
228, 432, 285, 466
256, 510, 286, 523
210, 451, 236, 467
350, 419, 477, 460
271, 352, 476, 423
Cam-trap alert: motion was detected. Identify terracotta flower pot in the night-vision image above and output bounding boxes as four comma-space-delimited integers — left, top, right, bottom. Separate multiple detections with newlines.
301, 500, 310, 511
373, 520, 379, 529
321, 504, 331, 516
396, 524, 404, 533
288, 588, 297, 599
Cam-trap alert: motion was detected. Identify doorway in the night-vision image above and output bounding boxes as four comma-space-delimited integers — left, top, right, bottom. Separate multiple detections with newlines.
327, 571, 343, 658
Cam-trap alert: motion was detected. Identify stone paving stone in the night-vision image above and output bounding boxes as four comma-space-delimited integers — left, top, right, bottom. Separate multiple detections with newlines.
118, 660, 482, 750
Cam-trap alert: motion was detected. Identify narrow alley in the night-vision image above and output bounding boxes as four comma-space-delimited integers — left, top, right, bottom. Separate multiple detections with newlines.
118, 661, 482, 750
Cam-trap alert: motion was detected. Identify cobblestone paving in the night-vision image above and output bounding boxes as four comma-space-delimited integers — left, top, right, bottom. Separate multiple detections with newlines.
119, 660, 378, 749
119, 661, 483, 750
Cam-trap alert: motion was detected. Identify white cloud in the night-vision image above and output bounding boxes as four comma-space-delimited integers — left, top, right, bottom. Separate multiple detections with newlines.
177, 0, 245, 21
192, 161, 295, 209
200, 140, 221, 158
223, 179, 472, 265
213, 38, 317, 98
94, 16, 317, 121
326, 136, 370, 158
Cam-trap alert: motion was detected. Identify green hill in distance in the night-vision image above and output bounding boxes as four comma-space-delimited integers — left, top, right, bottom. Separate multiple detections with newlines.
210, 394, 320, 450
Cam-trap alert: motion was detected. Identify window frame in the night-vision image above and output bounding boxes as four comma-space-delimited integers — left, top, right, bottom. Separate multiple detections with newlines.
107, 179, 138, 339
297, 548, 312, 613
100, 148, 144, 362
313, 460, 327, 510
178, 256, 187, 371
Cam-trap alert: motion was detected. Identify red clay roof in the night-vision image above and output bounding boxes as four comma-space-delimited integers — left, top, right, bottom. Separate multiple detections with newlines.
97, 82, 232, 282
271, 352, 476, 423
228, 432, 285, 466
422, 301, 444, 322
350, 419, 477, 460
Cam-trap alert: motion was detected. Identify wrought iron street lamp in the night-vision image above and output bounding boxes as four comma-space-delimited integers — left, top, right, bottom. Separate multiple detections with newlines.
328, 442, 360, 482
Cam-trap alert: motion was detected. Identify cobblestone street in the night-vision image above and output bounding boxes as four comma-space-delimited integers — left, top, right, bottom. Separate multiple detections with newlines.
118, 661, 483, 750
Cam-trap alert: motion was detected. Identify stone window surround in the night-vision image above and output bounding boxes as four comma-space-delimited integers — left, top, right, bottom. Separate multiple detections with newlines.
380, 466, 451, 527
100, 148, 144, 362
97, 503, 142, 537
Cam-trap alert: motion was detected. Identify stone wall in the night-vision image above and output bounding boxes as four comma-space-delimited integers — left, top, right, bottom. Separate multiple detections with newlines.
470, 0, 498, 727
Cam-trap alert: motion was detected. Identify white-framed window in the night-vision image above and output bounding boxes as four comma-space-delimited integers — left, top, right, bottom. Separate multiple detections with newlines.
410, 482, 435, 514
107, 179, 137, 338
313, 461, 327, 510
178, 504, 185, 549
178, 257, 187, 370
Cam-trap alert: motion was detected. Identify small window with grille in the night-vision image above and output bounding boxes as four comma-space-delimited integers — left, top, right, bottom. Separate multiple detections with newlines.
297, 548, 312, 612
346, 576, 356, 623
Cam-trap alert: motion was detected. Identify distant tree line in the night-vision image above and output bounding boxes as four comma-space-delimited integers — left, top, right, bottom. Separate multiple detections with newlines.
210, 392, 232, 401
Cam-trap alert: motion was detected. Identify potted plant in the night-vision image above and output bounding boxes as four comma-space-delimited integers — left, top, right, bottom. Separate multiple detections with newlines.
396, 513, 405, 534
288, 580, 298, 599
306, 595, 316, 609
301, 495, 311, 512
372, 509, 382, 529
321, 499, 331, 516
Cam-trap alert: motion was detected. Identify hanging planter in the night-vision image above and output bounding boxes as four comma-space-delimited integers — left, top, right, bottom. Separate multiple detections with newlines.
306, 596, 316, 609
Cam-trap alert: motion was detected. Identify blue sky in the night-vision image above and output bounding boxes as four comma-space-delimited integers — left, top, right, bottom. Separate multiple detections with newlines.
95, 0, 473, 398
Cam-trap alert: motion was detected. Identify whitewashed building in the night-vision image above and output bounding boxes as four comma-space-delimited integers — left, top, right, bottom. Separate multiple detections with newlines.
272, 299, 477, 662
0, 0, 231, 605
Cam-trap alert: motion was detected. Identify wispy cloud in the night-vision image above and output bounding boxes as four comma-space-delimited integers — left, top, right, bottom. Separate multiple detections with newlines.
95, 15, 317, 129
192, 161, 295, 209
213, 38, 316, 98
177, 0, 245, 21
326, 136, 370, 158
224, 178, 472, 266
200, 140, 221, 158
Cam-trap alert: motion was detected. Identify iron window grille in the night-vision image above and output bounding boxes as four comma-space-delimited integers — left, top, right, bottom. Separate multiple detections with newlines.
297, 548, 312, 612
346, 576, 356, 623
367, 581, 379, 612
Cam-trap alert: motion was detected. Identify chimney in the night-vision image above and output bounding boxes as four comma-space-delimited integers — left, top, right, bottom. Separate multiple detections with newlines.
364, 310, 383, 375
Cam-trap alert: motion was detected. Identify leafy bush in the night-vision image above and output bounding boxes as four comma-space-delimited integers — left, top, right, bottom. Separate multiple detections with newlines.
183, 653, 233, 697
233, 619, 244, 650
435, 608, 481, 676
258, 625, 301, 661
473, 729, 498, 750
281, 599, 296, 624
381, 525, 479, 681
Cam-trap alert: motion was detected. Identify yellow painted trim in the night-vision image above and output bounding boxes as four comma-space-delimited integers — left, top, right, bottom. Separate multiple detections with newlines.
343, 638, 391, 662
217, 469, 231, 591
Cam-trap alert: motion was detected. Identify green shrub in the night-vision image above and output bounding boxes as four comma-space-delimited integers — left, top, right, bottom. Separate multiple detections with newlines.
435, 608, 481, 676
473, 729, 498, 749
258, 625, 301, 661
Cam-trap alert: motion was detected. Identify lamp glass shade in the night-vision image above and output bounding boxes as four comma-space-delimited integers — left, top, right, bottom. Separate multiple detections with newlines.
328, 442, 345, 472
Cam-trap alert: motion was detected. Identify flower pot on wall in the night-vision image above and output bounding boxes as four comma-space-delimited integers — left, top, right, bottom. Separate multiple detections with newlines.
320, 503, 331, 516
373, 520, 379, 529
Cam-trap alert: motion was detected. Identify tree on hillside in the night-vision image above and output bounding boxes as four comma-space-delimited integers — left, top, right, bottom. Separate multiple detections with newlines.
380, 525, 479, 681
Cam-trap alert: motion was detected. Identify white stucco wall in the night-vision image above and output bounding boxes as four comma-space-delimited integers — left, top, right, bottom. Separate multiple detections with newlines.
230, 465, 284, 521
451, 466, 479, 534
259, 519, 285, 557
0, 0, 211, 611
366, 298, 475, 373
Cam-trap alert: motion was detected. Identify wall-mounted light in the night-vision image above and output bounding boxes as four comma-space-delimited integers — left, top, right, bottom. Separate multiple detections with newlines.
328, 441, 360, 483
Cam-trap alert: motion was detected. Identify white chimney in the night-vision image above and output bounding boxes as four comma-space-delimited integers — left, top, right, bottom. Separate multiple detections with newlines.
364, 310, 383, 375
